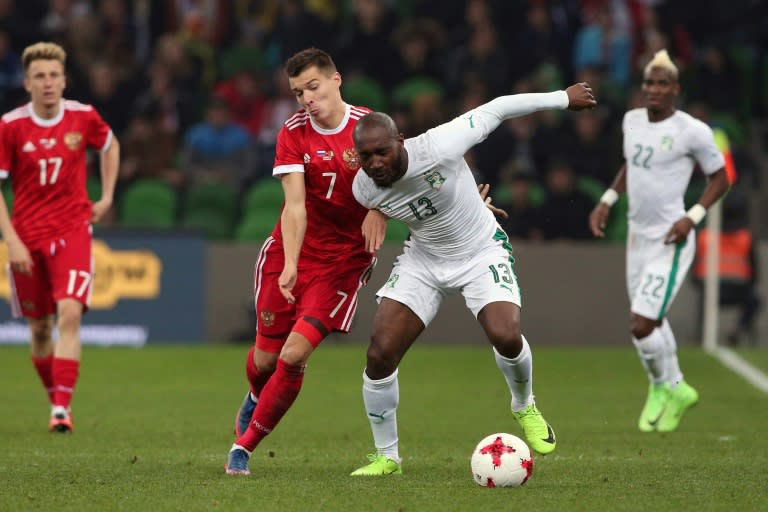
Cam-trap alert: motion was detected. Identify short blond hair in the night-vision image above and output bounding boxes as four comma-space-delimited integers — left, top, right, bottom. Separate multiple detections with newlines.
22, 42, 67, 71
644, 49, 678, 80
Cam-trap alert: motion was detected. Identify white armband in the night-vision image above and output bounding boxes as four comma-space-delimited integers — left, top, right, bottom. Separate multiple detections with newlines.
599, 189, 619, 207
685, 204, 707, 225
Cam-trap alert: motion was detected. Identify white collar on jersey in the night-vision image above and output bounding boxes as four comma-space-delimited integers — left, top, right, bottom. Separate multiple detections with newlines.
29, 99, 65, 128
309, 103, 351, 135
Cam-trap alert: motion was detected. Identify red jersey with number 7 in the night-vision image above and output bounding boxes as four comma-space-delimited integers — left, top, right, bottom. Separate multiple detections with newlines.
0, 100, 112, 249
271, 103, 371, 265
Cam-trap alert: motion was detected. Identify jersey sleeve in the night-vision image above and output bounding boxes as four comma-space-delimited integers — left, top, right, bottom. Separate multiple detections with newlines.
352, 171, 374, 209
273, 125, 305, 176
688, 121, 725, 175
427, 91, 569, 164
86, 107, 113, 151
621, 112, 630, 159
0, 121, 11, 179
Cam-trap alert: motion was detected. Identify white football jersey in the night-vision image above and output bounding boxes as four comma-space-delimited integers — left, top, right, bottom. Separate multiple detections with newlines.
623, 108, 725, 238
353, 115, 498, 260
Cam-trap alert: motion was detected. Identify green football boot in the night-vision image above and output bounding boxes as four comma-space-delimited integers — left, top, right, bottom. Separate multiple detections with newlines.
657, 381, 699, 432
638, 383, 670, 432
512, 403, 556, 455
350, 454, 402, 476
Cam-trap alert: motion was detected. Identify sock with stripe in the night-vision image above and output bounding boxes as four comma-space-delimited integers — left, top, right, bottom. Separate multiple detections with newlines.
32, 354, 55, 403
52, 357, 80, 409
235, 358, 305, 452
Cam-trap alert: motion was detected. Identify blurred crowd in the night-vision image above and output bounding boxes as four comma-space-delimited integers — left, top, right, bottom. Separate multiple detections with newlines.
0, 0, 765, 242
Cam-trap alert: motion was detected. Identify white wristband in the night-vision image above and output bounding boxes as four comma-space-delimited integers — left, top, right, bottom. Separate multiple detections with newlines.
686, 204, 707, 225
599, 189, 619, 207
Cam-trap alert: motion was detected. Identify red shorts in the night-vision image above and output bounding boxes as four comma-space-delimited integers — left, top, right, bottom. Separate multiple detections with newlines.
253, 237, 376, 352
9, 225, 93, 318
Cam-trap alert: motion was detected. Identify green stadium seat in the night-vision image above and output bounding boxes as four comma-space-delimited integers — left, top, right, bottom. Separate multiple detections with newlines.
1, 182, 12, 213
182, 209, 233, 239
87, 176, 102, 202
120, 179, 178, 228
386, 220, 410, 244
235, 212, 278, 243
242, 178, 284, 216
184, 182, 238, 226
575, 176, 605, 203
605, 195, 628, 243
343, 75, 388, 111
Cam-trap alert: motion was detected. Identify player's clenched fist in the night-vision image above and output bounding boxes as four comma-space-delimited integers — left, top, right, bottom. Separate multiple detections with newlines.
565, 82, 597, 111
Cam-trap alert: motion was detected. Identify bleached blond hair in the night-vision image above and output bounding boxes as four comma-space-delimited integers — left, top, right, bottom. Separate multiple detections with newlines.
644, 49, 678, 80
21, 42, 67, 71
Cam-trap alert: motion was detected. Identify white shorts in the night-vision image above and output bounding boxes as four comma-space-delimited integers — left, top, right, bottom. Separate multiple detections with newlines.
626, 229, 695, 321
376, 237, 521, 327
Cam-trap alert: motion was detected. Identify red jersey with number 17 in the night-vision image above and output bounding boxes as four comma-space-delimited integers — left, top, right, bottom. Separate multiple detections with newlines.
0, 100, 112, 249
272, 104, 371, 265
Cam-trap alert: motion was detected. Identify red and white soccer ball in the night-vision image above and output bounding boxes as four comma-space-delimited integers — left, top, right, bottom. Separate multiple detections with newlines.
470, 433, 534, 488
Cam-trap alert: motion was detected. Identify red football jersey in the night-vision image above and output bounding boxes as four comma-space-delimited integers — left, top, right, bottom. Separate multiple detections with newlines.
0, 100, 112, 248
272, 104, 370, 264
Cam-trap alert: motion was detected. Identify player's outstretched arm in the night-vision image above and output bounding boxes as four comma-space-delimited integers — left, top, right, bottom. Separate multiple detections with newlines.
92, 137, 120, 223
589, 163, 627, 238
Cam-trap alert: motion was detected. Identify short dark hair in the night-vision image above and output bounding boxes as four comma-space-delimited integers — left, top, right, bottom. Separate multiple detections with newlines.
284, 48, 336, 78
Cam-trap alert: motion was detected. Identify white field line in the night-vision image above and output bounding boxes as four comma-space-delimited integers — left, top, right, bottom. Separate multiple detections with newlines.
709, 346, 768, 394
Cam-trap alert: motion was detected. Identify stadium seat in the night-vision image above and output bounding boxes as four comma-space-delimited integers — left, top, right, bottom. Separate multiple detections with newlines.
184, 182, 238, 226
605, 195, 628, 243
87, 176, 102, 202
575, 176, 605, 203
182, 209, 233, 239
1, 183, 12, 212
242, 178, 284, 216
342, 75, 388, 112
119, 179, 178, 228
235, 212, 278, 243
386, 220, 410, 243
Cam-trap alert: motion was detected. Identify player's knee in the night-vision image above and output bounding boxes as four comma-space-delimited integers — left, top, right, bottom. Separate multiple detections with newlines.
366, 335, 399, 379
57, 305, 83, 333
29, 317, 53, 345
483, 317, 522, 357
630, 315, 656, 339
254, 351, 278, 374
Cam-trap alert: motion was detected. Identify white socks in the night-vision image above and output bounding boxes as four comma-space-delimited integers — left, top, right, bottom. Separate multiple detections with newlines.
362, 368, 401, 463
633, 329, 667, 385
633, 320, 684, 387
494, 335, 533, 412
659, 318, 683, 387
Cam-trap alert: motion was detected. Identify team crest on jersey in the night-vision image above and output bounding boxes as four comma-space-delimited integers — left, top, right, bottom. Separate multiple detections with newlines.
342, 148, 360, 169
260, 311, 275, 327
661, 135, 674, 151
423, 169, 445, 190
39, 138, 56, 149
64, 132, 83, 150
316, 149, 334, 161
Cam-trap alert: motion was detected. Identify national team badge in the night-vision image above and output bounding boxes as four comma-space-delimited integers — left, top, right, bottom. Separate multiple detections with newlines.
342, 148, 360, 169
661, 135, 673, 151
423, 169, 445, 190
64, 132, 83, 150
260, 311, 275, 327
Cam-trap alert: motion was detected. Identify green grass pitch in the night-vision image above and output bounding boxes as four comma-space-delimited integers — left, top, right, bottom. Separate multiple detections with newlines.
1, 344, 766, 511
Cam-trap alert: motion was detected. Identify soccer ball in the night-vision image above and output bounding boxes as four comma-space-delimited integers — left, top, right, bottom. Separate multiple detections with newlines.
470, 433, 534, 488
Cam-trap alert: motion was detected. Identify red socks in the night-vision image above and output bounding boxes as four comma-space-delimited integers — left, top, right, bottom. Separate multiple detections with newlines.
245, 346, 272, 398
31, 355, 55, 403
236, 359, 305, 451
52, 358, 80, 408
